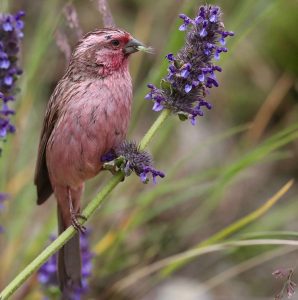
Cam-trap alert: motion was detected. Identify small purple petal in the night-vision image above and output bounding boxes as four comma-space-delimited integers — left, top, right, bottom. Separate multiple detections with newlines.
194, 16, 203, 24
37, 273, 49, 284
179, 23, 188, 31
166, 53, 174, 61
16, 20, 24, 30
184, 84, 192, 93
0, 59, 10, 69
0, 127, 7, 138
15, 11, 25, 20
190, 115, 196, 126
200, 27, 207, 37
181, 69, 190, 78
152, 101, 164, 112
213, 66, 222, 72
219, 37, 226, 45
2, 21, 13, 32
210, 15, 217, 22
214, 51, 220, 60
1, 103, 15, 116
140, 172, 147, 183
144, 93, 152, 100
169, 65, 176, 74
100, 150, 116, 162
179, 14, 188, 21
4, 76, 13, 86
198, 73, 205, 82
8, 124, 15, 133
152, 175, 157, 185
17, 31, 24, 39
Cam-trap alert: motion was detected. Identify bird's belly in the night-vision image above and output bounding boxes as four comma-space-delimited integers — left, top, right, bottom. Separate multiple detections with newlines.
46, 103, 130, 187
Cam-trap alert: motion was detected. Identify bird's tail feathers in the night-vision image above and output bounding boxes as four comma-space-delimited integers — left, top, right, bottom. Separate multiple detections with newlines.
57, 206, 82, 298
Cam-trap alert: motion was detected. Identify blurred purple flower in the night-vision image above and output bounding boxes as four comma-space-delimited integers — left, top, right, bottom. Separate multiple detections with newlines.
0, 11, 25, 154
101, 141, 165, 184
38, 230, 93, 299
145, 5, 233, 125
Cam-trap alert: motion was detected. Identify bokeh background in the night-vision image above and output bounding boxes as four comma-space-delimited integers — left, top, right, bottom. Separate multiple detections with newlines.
1, 0, 298, 299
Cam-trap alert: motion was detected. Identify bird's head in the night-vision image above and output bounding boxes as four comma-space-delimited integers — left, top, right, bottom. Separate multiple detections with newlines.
71, 28, 147, 77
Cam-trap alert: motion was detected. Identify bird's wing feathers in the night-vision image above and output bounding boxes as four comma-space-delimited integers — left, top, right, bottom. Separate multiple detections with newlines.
34, 83, 62, 205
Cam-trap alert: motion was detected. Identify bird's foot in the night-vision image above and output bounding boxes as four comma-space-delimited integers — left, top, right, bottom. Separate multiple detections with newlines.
71, 213, 87, 233
102, 156, 126, 181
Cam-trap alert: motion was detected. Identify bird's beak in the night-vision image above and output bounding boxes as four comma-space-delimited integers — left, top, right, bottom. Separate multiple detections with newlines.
123, 38, 145, 55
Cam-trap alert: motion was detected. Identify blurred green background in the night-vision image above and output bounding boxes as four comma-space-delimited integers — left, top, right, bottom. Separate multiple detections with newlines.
0, 0, 298, 299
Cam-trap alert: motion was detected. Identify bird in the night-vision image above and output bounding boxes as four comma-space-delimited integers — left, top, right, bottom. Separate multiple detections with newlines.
34, 28, 144, 297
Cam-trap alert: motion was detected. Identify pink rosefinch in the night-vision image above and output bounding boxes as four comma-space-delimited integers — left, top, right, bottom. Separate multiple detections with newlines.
34, 28, 144, 295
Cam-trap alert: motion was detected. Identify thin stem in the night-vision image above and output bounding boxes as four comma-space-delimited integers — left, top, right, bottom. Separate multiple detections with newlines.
139, 109, 170, 150
0, 109, 170, 300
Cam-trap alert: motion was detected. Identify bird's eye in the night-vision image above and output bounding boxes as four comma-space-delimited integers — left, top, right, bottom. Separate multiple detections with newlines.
111, 39, 120, 47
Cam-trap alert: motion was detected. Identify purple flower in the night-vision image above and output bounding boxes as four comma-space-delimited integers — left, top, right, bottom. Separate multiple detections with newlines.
153, 101, 164, 112
145, 5, 233, 125
141, 165, 165, 184
184, 84, 192, 93
101, 141, 165, 184
179, 14, 193, 31
38, 231, 93, 299
166, 53, 174, 61
0, 11, 25, 153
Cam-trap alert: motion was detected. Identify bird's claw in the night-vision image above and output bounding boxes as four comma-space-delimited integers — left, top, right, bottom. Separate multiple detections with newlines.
102, 156, 127, 181
71, 213, 87, 233
102, 162, 118, 175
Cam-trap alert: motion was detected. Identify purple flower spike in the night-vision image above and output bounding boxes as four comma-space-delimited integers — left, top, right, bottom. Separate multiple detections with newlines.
0, 11, 25, 152
102, 141, 165, 184
144, 5, 233, 125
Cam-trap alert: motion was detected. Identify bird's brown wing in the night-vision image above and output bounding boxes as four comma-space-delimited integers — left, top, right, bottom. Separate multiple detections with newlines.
34, 85, 61, 205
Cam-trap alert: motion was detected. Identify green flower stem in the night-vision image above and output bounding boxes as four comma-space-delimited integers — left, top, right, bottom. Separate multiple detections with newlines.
0, 109, 171, 300
139, 109, 170, 150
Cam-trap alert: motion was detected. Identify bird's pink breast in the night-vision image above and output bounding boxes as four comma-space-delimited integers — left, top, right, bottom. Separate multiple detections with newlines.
46, 68, 132, 188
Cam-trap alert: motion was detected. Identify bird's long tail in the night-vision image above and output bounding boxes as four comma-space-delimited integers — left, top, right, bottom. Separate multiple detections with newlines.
57, 206, 82, 298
